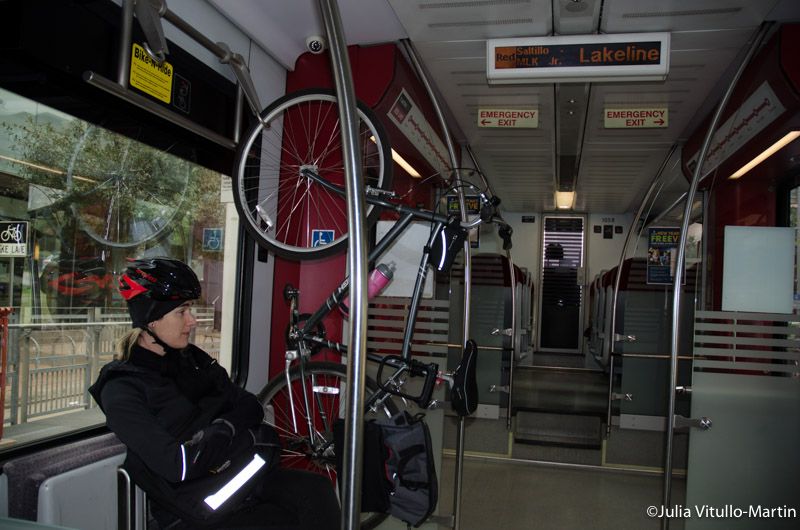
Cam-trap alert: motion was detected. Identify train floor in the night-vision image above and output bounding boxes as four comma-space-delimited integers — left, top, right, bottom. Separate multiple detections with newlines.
439, 454, 686, 530
436, 351, 688, 529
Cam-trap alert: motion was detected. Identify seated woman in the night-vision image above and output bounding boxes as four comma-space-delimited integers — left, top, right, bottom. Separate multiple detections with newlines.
89, 257, 340, 529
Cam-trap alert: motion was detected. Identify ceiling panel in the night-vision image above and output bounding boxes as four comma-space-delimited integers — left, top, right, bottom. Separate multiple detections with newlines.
387, 0, 553, 41
208, 0, 800, 215
601, 0, 783, 32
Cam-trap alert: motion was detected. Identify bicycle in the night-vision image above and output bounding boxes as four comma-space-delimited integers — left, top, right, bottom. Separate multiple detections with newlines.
0, 222, 24, 243
243, 162, 511, 527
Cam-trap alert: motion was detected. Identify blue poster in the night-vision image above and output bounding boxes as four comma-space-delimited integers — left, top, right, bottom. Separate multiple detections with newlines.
647, 227, 679, 284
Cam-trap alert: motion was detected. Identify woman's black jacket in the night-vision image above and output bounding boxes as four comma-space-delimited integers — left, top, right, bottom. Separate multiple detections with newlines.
88, 343, 264, 494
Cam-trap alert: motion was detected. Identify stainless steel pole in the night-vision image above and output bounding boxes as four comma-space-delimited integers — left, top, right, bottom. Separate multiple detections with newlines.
317, 2, 368, 529
606, 143, 677, 435
465, 145, 516, 431
465, 145, 497, 197
660, 22, 772, 530
83, 72, 236, 149
401, 38, 469, 530
117, 0, 134, 87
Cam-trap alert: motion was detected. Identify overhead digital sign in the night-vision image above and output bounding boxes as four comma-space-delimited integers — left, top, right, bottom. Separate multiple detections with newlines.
487, 33, 670, 84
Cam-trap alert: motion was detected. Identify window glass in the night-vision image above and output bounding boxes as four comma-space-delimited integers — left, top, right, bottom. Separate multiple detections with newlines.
0, 86, 235, 450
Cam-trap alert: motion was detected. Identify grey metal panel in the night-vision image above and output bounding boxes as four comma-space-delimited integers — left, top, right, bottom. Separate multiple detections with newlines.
0, 474, 8, 517
37, 453, 126, 530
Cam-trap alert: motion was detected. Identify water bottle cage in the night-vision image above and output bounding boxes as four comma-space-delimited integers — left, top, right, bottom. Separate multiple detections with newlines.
376, 355, 439, 409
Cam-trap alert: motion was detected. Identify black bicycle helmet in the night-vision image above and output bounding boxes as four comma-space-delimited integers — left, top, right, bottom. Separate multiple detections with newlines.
119, 257, 201, 328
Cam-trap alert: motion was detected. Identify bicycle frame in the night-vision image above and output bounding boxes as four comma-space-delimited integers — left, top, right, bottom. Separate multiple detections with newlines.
284, 169, 461, 416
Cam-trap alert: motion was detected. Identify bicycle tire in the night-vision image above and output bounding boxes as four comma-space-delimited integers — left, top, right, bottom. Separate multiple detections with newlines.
232, 88, 393, 260
65, 124, 190, 248
257, 361, 398, 529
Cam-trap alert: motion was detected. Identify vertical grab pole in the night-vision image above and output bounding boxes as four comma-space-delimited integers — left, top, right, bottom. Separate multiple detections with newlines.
660, 22, 771, 530
401, 38, 469, 530
317, 2, 368, 529
607, 143, 678, 436
466, 146, 516, 431
117, 0, 134, 87
503, 253, 516, 431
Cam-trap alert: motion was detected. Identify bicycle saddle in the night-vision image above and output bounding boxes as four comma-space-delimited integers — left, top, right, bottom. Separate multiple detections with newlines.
451, 339, 478, 417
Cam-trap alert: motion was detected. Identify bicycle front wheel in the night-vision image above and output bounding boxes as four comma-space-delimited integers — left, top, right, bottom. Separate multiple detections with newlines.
257, 361, 399, 529
233, 89, 393, 260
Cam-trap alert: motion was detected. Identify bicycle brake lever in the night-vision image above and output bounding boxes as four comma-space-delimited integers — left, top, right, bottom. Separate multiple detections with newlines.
479, 196, 501, 222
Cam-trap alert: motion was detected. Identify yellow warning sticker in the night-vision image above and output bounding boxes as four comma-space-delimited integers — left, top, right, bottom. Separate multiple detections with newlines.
129, 43, 173, 103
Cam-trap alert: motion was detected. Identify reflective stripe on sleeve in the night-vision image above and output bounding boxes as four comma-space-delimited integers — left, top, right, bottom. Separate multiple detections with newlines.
203, 454, 266, 510
180, 444, 188, 481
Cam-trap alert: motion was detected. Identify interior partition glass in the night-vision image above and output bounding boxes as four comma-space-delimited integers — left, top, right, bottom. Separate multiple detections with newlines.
0, 86, 236, 451
684, 222, 800, 529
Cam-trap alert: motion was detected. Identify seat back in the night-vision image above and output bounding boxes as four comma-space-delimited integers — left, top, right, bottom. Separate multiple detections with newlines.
2, 433, 127, 529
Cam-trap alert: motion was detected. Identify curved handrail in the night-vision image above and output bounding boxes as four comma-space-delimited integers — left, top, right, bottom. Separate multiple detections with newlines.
660, 22, 773, 529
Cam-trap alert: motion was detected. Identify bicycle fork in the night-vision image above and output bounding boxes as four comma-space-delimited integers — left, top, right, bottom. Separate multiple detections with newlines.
283, 349, 300, 434
284, 347, 331, 448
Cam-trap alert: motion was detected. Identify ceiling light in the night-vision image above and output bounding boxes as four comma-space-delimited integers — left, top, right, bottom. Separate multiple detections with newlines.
371, 137, 420, 178
0, 154, 95, 182
555, 191, 575, 209
0, 154, 64, 175
390, 148, 421, 178
728, 130, 800, 179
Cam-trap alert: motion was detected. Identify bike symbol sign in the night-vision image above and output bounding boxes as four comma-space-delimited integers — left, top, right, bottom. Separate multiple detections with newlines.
203, 228, 224, 252
0, 221, 28, 257
311, 229, 335, 247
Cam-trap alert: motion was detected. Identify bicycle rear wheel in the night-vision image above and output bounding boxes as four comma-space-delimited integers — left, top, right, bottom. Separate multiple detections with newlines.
233, 88, 393, 260
257, 361, 399, 529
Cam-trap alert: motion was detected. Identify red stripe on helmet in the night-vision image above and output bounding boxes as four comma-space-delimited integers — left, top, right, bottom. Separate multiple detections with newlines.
118, 274, 149, 300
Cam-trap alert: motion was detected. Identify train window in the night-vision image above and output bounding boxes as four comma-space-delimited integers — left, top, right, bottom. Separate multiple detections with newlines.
0, 86, 237, 451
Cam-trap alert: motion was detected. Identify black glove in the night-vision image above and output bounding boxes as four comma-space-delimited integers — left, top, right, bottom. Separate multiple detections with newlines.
248, 424, 281, 472
181, 419, 235, 479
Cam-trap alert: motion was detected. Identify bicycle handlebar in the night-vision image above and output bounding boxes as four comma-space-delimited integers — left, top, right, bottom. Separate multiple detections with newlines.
301, 168, 507, 232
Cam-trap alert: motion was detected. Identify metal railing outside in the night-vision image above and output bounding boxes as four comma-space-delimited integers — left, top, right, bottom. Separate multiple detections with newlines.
3, 306, 219, 425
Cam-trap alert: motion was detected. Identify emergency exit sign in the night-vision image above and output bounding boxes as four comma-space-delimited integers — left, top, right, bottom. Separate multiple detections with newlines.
604, 108, 668, 128
478, 108, 538, 128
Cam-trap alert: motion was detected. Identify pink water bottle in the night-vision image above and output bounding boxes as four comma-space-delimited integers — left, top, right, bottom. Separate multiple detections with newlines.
340, 263, 394, 317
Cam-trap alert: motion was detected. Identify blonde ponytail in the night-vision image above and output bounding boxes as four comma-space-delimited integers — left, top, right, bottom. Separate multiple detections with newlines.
117, 328, 144, 361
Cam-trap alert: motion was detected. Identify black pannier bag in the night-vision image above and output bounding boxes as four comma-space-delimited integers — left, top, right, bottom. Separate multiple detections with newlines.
335, 411, 438, 527
333, 419, 392, 514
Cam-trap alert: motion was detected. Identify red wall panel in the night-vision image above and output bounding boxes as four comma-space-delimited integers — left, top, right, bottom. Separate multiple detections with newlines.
267, 44, 453, 379
681, 24, 800, 310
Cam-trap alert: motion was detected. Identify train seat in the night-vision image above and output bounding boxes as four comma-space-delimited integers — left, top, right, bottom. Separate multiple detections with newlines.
0, 433, 147, 530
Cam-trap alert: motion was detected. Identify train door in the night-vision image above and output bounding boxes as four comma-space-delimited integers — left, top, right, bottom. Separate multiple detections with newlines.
537, 215, 585, 353
678, 187, 800, 529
